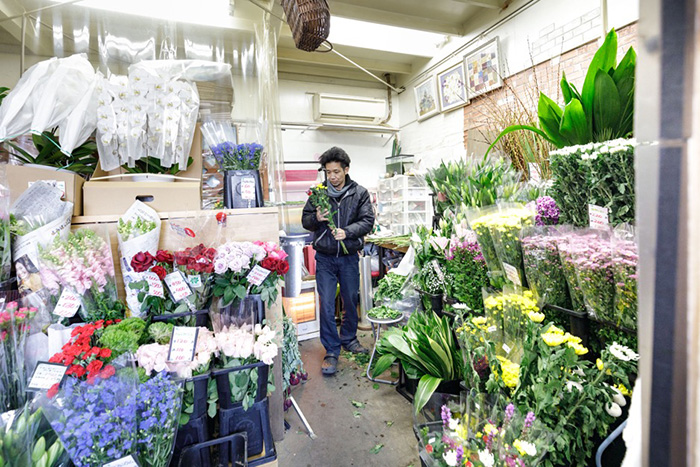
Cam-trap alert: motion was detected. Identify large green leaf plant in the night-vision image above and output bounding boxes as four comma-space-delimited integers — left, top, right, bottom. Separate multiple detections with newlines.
5, 130, 98, 178
486, 28, 635, 154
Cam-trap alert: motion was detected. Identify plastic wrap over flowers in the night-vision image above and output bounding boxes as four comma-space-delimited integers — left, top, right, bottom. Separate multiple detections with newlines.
612, 226, 638, 330
521, 227, 571, 310
0, 302, 38, 411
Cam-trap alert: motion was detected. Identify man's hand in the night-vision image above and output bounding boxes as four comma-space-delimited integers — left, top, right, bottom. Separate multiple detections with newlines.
316, 207, 330, 222
333, 228, 346, 241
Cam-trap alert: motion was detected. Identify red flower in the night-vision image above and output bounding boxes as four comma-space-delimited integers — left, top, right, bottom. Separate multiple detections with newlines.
91, 347, 101, 356
276, 260, 290, 275
261, 257, 278, 271
100, 348, 112, 359
131, 251, 155, 273
47, 383, 60, 398
155, 250, 174, 264
205, 248, 217, 260
68, 364, 86, 378
426, 445, 433, 454
151, 265, 167, 280
49, 353, 62, 363
174, 252, 188, 266
86, 360, 104, 374
100, 365, 116, 379
216, 212, 227, 224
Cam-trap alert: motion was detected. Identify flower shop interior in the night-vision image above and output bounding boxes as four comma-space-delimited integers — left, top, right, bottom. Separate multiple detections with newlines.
0, 0, 696, 466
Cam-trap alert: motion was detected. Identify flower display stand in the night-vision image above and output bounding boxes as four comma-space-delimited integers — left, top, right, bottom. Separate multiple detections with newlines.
173, 413, 211, 466
177, 432, 247, 467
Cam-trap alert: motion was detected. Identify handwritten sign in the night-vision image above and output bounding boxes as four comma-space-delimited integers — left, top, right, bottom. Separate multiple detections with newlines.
187, 275, 202, 288
588, 204, 610, 230
53, 289, 81, 318
144, 272, 165, 298
27, 362, 68, 391
28, 180, 66, 199
167, 327, 199, 363
247, 265, 271, 286
241, 177, 256, 201
164, 271, 193, 302
503, 263, 522, 286
103, 455, 140, 467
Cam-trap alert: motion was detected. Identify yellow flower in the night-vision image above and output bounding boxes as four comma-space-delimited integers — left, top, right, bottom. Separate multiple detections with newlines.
513, 439, 537, 457
567, 342, 588, 355
472, 316, 487, 326
542, 332, 567, 347
483, 423, 498, 436
496, 356, 520, 388
596, 358, 605, 371
527, 311, 545, 323
547, 325, 565, 335
617, 384, 631, 397
564, 333, 582, 344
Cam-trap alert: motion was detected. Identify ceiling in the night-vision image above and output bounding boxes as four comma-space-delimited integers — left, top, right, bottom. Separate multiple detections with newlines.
0, 0, 512, 88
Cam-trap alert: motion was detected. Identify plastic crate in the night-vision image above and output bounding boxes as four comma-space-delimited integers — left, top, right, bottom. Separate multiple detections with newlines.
392, 211, 432, 226
212, 361, 270, 410
152, 309, 209, 327
177, 432, 247, 467
376, 200, 393, 214
392, 187, 431, 200
391, 199, 431, 213
184, 372, 211, 420
218, 399, 275, 458
377, 212, 392, 227
172, 414, 211, 466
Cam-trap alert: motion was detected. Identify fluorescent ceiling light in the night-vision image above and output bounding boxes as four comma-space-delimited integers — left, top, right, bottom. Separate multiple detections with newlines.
328, 17, 446, 57
53, 0, 236, 29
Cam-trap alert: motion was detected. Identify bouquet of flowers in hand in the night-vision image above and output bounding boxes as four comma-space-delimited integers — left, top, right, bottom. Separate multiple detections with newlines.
39, 228, 125, 323
0, 302, 38, 411
173, 244, 217, 309
307, 184, 348, 254
41, 367, 139, 467
136, 372, 183, 467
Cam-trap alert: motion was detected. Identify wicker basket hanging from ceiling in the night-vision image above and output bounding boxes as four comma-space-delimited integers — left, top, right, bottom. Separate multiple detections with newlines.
280, 0, 331, 52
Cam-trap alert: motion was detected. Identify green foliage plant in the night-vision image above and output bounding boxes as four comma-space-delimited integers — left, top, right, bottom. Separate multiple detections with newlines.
5, 130, 98, 178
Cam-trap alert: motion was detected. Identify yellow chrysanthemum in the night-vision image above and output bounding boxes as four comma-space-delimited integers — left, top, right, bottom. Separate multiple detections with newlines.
483, 423, 498, 436
472, 316, 487, 326
596, 358, 605, 371
527, 311, 545, 323
542, 332, 568, 347
496, 356, 520, 388
567, 341, 589, 355
617, 384, 631, 397
564, 333, 582, 344
547, 325, 565, 335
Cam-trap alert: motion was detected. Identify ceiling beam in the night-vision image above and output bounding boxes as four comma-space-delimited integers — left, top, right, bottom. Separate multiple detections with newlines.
277, 47, 412, 74
277, 61, 385, 83
329, 2, 464, 36
450, 0, 503, 9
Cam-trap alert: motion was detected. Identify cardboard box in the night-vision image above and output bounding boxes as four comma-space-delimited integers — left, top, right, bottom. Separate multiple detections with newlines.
6, 164, 85, 216
82, 126, 202, 216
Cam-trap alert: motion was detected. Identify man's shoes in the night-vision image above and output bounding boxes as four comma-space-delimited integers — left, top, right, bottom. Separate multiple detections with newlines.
343, 339, 369, 354
321, 355, 338, 376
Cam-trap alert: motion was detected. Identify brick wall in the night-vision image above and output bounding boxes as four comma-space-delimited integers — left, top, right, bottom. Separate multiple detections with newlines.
464, 22, 637, 151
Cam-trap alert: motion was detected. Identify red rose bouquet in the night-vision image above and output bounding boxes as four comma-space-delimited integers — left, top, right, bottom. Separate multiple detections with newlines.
250, 241, 289, 307
173, 244, 216, 309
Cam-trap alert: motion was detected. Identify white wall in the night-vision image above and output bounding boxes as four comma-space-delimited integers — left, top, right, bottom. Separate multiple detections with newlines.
278, 79, 398, 190
397, 0, 640, 169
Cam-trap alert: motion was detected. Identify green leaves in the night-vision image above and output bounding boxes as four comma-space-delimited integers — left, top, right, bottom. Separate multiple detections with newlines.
413, 375, 442, 416
560, 99, 590, 144
592, 70, 620, 139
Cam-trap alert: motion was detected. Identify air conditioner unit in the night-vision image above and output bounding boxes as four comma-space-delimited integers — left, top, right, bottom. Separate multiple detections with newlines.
312, 93, 387, 124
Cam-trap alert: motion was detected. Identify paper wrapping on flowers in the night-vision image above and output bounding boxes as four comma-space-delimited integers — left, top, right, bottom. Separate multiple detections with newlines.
39, 356, 140, 467
612, 224, 638, 330
10, 182, 73, 324
117, 201, 162, 317
521, 226, 573, 310
38, 226, 123, 324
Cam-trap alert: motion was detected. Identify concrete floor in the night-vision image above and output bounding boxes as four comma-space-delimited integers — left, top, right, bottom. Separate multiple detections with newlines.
277, 332, 420, 467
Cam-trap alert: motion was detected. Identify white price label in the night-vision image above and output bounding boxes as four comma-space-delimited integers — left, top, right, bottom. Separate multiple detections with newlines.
103, 455, 140, 467
247, 265, 272, 286
503, 263, 521, 286
53, 289, 81, 318
164, 271, 193, 302
144, 272, 165, 298
528, 163, 541, 183
588, 204, 610, 230
487, 326, 498, 333
187, 275, 202, 288
502, 343, 512, 354
241, 177, 256, 201
167, 327, 199, 363
27, 362, 68, 391
28, 180, 66, 199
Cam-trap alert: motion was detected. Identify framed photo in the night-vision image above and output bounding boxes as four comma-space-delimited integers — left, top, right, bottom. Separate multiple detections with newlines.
437, 63, 468, 112
464, 37, 503, 99
413, 76, 439, 121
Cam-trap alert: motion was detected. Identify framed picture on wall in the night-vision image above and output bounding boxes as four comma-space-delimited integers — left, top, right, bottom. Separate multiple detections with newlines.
437, 63, 468, 112
464, 37, 503, 99
414, 76, 439, 121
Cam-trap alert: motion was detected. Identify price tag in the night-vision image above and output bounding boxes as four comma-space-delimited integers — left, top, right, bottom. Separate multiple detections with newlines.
27, 362, 68, 391
502, 343, 512, 354
241, 177, 256, 201
188, 275, 202, 288
247, 265, 272, 286
144, 272, 165, 298
487, 326, 497, 333
164, 271, 193, 302
1, 410, 16, 428
503, 263, 521, 286
103, 455, 140, 467
588, 204, 610, 230
167, 327, 199, 363
53, 289, 81, 318
528, 163, 541, 183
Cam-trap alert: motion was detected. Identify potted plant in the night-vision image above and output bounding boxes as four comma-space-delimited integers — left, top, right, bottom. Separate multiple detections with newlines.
121, 156, 193, 183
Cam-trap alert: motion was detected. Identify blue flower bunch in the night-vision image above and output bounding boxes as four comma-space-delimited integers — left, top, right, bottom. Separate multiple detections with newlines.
136, 372, 183, 467
211, 142, 263, 170
49, 376, 138, 466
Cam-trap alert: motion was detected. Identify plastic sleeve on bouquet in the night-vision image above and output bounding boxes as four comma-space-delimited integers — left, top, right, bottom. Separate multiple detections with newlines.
557, 232, 587, 313
466, 205, 503, 276
612, 225, 638, 330
487, 206, 534, 288
0, 165, 12, 285
0, 302, 39, 412
566, 229, 615, 321
521, 226, 572, 310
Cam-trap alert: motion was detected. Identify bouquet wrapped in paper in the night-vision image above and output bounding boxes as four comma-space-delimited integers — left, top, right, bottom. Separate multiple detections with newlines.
38, 227, 125, 323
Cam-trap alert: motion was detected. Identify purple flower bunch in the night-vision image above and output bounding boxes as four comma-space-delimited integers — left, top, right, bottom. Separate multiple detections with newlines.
136, 372, 183, 467
47, 375, 138, 466
211, 141, 263, 171
535, 196, 560, 226
522, 230, 571, 310
565, 232, 615, 321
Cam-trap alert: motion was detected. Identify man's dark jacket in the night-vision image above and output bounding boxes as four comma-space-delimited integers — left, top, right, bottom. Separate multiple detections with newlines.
302, 176, 374, 256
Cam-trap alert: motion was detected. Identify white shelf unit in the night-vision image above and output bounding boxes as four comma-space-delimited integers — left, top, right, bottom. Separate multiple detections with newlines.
375, 175, 433, 233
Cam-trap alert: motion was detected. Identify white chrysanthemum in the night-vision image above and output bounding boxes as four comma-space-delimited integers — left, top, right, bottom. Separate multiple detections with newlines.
448, 417, 460, 431
609, 342, 639, 361
478, 450, 494, 467
566, 380, 583, 393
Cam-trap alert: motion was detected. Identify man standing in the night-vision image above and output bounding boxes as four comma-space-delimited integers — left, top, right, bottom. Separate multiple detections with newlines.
302, 147, 375, 375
